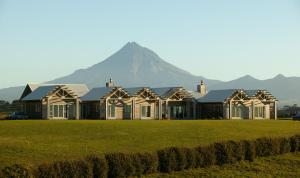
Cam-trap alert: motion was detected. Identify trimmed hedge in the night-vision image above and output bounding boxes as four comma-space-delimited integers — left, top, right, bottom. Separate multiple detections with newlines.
241, 140, 256, 162
1, 164, 33, 178
290, 135, 300, 152
86, 155, 108, 178
36, 159, 93, 178
2, 134, 300, 178
195, 145, 216, 167
105, 152, 158, 178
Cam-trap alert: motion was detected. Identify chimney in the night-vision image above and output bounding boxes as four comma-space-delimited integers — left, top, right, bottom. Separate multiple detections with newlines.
197, 80, 207, 95
106, 78, 115, 87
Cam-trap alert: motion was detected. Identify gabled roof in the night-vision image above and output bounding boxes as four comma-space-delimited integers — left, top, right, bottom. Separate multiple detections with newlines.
151, 87, 180, 98
245, 89, 277, 100
22, 84, 89, 101
80, 87, 115, 101
197, 89, 238, 103
123, 87, 145, 96
22, 85, 59, 101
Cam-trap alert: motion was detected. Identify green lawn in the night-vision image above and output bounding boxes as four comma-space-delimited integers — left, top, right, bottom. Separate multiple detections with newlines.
144, 152, 300, 178
0, 120, 300, 168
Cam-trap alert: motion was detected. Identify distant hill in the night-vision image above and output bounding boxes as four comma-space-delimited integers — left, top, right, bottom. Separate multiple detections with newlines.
210, 74, 300, 106
0, 42, 299, 106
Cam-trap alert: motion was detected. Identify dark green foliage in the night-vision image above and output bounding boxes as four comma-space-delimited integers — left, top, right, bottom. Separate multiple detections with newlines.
157, 147, 187, 173
290, 135, 300, 152
226, 140, 244, 163
138, 152, 158, 174
278, 137, 291, 154
36, 159, 92, 178
183, 148, 197, 169
105, 152, 157, 178
242, 140, 256, 162
86, 155, 108, 178
214, 140, 247, 165
105, 153, 135, 178
1, 164, 33, 178
195, 145, 216, 168
255, 137, 280, 157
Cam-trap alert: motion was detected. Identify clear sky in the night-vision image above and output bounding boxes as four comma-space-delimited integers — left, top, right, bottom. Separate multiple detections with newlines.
0, 0, 300, 88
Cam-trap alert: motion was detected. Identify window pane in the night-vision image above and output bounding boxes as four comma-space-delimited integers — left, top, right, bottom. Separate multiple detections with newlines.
54, 105, 58, 117
59, 105, 64, 117
142, 106, 146, 117
147, 106, 151, 117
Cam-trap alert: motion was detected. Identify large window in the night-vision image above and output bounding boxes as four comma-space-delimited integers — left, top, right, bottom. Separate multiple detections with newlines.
108, 104, 115, 118
141, 106, 151, 117
255, 107, 264, 118
170, 105, 185, 119
232, 105, 242, 118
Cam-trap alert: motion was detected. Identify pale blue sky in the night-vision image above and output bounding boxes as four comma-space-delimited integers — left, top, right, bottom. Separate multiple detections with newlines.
0, 0, 300, 88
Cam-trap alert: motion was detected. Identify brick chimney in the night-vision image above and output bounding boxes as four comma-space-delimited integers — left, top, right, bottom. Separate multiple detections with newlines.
197, 80, 207, 96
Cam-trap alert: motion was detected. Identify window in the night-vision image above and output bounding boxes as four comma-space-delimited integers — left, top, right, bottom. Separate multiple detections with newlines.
141, 106, 151, 117
232, 105, 242, 118
35, 104, 41, 112
255, 107, 264, 118
108, 104, 115, 118
95, 103, 100, 112
124, 105, 131, 114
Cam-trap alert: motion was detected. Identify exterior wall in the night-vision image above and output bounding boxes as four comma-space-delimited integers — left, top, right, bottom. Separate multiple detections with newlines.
81, 102, 100, 119
134, 98, 156, 119
24, 101, 43, 119
197, 103, 224, 119
166, 101, 193, 120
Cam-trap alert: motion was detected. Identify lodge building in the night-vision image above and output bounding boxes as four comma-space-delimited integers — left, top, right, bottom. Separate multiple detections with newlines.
20, 79, 278, 120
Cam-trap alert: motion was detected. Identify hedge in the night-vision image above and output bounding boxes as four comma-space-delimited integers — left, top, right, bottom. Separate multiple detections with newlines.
105, 152, 158, 178
2, 134, 300, 178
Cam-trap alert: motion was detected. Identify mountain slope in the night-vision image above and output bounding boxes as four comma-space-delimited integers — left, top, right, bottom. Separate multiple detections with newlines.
49, 42, 220, 89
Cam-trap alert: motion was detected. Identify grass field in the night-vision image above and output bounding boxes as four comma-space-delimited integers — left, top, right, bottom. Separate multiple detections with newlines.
144, 152, 300, 178
0, 120, 300, 169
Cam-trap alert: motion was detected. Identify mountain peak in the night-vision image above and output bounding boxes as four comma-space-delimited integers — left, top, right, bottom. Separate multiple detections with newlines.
123, 41, 143, 49
274, 74, 286, 79
238, 75, 257, 80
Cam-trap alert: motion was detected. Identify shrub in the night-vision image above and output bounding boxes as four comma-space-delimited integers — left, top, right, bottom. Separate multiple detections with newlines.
255, 137, 280, 157
214, 142, 228, 165
157, 147, 186, 173
183, 148, 197, 169
138, 152, 158, 174
195, 145, 216, 168
290, 135, 300, 152
1, 164, 33, 178
241, 140, 256, 162
105, 152, 157, 178
278, 137, 291, 154
86, 155, 108, 178
105, 153, 135, 178
36, 159, 92, 178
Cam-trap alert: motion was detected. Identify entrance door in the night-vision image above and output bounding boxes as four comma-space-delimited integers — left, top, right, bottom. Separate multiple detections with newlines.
50, 104, 67, 119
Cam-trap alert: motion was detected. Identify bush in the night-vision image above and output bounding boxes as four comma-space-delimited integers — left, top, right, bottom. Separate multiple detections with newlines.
290, 135, 300, 152
183, 148, 197, 169
138, 152, 158, 174
86, 155, 108, 178
105, 152, 157, 178
241, 140, 256, 162
157, 147, 186, 173
278, 137, 291, 154
195, 145, 216, 168
36, 159, 92, 178
1, 164, 33, 178
214, 140, 245, 165
255, 137, 280, 157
